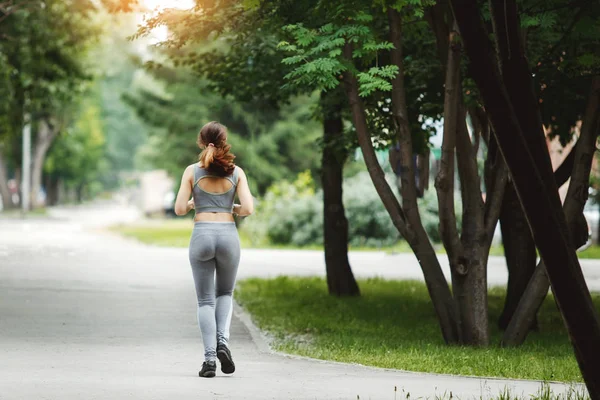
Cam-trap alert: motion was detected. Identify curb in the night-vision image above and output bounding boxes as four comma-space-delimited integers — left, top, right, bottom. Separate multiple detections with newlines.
233, 301, 273, 354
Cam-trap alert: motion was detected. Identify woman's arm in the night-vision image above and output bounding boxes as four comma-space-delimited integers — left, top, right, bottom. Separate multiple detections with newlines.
234, 167, 254, 216
174, 165, 194, 216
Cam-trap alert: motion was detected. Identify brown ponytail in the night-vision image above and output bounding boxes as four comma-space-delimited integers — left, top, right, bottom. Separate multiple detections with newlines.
197, 121, 236, 176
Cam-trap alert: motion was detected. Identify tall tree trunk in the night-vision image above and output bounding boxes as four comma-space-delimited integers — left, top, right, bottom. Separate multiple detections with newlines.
426, 3, 510, 339
344, 13, 460, 344
488, 0, 546, 334
321, 90, 360, 297
31, 119, 57, 208
434, 20, 467, 344
0, 146, 13, 209
498, 136, 583, 332
451, 0, 600, 394
432, 15, 489, 345
76, 183, 85, 203
497, 181, 538, 331
45, 173, 59, 206
502, 75, 600, 346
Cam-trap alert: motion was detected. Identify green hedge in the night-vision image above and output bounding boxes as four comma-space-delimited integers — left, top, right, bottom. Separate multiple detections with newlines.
242, 169, 459, 247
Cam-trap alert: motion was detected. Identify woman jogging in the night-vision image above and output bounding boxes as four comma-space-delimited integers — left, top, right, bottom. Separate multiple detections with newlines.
174, 121, 254, 378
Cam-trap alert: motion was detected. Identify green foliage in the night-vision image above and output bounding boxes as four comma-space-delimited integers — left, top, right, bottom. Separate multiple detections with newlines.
94, 23, 149, 187
45, 99, 108, 197
280, 4, 443, 157
520, 0, 600, 143
418, 185, 462, 243
280, 17, 397, 95
0, 0, 102, 184
125, 64, 322, 194
246, 170, 323, 246
246, 170, 404, 247
356, 65, 399, 96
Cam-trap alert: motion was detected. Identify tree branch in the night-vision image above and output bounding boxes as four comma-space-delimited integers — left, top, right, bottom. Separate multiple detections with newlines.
424, 1, 450, 65
387, 7, 423, 225
435, 21, 464, 268
342, 42, 412, 242
554, 142, 578, 187
483, 158, 508, 244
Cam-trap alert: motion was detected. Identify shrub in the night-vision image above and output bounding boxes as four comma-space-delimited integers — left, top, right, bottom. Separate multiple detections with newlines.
242, 169, 458, 247
342, 172, 399, 247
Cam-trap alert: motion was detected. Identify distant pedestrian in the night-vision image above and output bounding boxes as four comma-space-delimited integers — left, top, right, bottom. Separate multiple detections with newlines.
174, 121, 254, 378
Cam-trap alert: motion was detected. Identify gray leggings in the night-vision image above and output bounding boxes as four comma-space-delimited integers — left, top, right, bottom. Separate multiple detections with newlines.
189, 222, 240, 361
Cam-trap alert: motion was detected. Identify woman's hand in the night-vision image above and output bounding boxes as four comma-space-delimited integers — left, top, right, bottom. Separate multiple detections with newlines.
232, 204, 241, 216
187, 199, 194, 213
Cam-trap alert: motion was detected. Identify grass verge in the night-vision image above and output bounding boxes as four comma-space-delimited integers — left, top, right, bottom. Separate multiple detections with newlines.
108, 219, 600, 259
108, 219, 501, 253
0, 207, 48, 218
236, 276, 596, 383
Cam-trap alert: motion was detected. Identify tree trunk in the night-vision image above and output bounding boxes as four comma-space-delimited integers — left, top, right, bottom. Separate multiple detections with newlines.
432, 17, 489, 345
321, 90, 360, 297
493, 116, 577, 332
455, 117, 489, 346
451, 0, 600, 394
76, 183, 85, 203
497, 181, 537, 331
45, 173, 59, 206
0, 146, 13, 209
427, 8, 497, 346
502, 75, 600, 347
31, 119, 57, 208
345, 13, 460, 344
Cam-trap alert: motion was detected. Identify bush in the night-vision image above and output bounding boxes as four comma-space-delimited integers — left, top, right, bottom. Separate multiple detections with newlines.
242, 168, 459, 247
241, 170, 321, 247
244, 170, 401, 247
417, 187, 462, 244
342, 172, 399, 247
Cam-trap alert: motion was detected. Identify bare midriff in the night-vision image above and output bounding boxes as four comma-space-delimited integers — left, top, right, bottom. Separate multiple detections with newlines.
194, 212, 235, 223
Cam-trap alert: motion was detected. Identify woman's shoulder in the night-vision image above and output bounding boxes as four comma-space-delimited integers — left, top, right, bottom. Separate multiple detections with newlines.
233, 165, 247, 178
183, 163, 201, 177
185, 163, 199, 172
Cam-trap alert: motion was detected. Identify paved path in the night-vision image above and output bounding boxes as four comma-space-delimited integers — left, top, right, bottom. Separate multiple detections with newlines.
0, 203, 590, 399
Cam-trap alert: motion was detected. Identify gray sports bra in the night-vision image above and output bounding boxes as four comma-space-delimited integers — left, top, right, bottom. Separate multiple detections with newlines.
192, 164, 239, 214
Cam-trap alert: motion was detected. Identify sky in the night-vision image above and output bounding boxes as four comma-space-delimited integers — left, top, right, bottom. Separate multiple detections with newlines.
137, 0, 196, 43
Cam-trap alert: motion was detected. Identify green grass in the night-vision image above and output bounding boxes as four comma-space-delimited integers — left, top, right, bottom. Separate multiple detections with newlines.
236, 276, 597, 383
108, 219, 502, 253
109, 219, 196, 247
578, 245, 600, 259
108, 219, 600, 260
0, 207, 48, 218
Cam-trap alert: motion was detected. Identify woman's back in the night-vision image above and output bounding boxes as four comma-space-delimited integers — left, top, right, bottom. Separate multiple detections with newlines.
192, 165, 239, 214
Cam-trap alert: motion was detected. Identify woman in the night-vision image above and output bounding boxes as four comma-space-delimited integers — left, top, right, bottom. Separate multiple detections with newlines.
174, 121, 254, 378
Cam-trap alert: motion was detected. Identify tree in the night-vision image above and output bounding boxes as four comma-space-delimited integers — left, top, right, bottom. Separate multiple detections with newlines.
449, 0, 600, 394
0, 0, 101, 208
94, 19, 149, 190
45, 99, 108, 202
280, 0, 600, 349
281, 3, 469, 343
